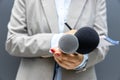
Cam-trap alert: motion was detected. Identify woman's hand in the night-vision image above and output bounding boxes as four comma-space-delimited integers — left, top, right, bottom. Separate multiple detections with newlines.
50, 48, 84, 70
65, 30, 76, 35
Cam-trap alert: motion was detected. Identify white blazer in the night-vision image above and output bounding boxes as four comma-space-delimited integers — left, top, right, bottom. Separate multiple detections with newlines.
5, 0, 109, 80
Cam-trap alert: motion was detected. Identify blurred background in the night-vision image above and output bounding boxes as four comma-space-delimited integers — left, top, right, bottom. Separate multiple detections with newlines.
0, 0, 120, 80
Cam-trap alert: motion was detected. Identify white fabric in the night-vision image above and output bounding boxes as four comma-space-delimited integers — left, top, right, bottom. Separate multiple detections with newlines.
53, 0, 71, 80
98, 36, 119, 47
50, 33, 64, 48
74, 54, 88, 70
51, 0, 88, 80
55, 0, 71, 33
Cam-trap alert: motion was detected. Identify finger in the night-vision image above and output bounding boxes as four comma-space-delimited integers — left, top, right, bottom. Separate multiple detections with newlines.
54, 55, 80, 70
73, 53, 79, 56
54, 53, 61, 57
60, 53, 82, 63
54, 53, 62, 61
50, 48, 56, 54
50, 48, 61, 54
54, 54, 75, 67
56, 58, 76, 70
55, 57, 72, 69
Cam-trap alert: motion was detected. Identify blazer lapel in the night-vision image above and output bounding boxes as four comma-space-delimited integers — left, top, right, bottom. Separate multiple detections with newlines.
41, 0, 59, 33
67, 0, 88, 29
41, 0, 88, 32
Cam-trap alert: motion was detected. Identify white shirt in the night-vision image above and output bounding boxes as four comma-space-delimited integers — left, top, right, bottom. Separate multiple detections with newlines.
50, 0, 71, 48
55, 0, 71, 33
50, 0, 88, 80
52, 1, 71, 80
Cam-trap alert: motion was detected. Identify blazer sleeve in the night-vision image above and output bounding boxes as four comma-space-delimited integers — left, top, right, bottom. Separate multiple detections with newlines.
5, 0, 55, 57
86, 0, 109, 68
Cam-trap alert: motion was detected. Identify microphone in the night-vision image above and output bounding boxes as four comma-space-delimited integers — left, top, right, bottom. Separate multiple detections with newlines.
59, 34, 79, 53
58, 27, 100, 54
58, 23, 119, 54
75, 27, 100, 54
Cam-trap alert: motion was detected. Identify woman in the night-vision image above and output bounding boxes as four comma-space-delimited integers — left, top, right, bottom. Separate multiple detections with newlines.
5, 0, 109, 80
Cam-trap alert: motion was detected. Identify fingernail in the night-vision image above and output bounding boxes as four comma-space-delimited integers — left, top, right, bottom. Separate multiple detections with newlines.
50, 49, 55, 53
56, 53, 61, 57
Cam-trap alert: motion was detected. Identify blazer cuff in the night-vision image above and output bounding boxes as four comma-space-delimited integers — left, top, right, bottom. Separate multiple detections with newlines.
49, 33, 64, 53
74, 54, 88, 72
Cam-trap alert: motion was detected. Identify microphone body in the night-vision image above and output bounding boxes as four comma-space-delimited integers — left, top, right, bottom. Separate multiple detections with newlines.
75, 27, 99, 54
58, 23, 119, 54
58, 27, 100, 54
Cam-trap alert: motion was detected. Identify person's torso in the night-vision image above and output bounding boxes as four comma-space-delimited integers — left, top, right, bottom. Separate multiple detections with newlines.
16, 0, 97, 80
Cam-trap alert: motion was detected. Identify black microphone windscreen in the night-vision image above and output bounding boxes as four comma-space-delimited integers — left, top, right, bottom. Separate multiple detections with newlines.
59, 34, 79, 53
75, 27, 99, 54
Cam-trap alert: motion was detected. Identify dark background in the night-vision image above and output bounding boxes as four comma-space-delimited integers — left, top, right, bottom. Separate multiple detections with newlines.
0, 0, 120, 80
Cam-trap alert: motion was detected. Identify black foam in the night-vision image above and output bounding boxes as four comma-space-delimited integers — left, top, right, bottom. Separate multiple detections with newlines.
75, 27, 99, 54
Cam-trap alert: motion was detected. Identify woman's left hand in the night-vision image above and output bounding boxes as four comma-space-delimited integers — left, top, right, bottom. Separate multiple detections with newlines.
50, 48, 84, 70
